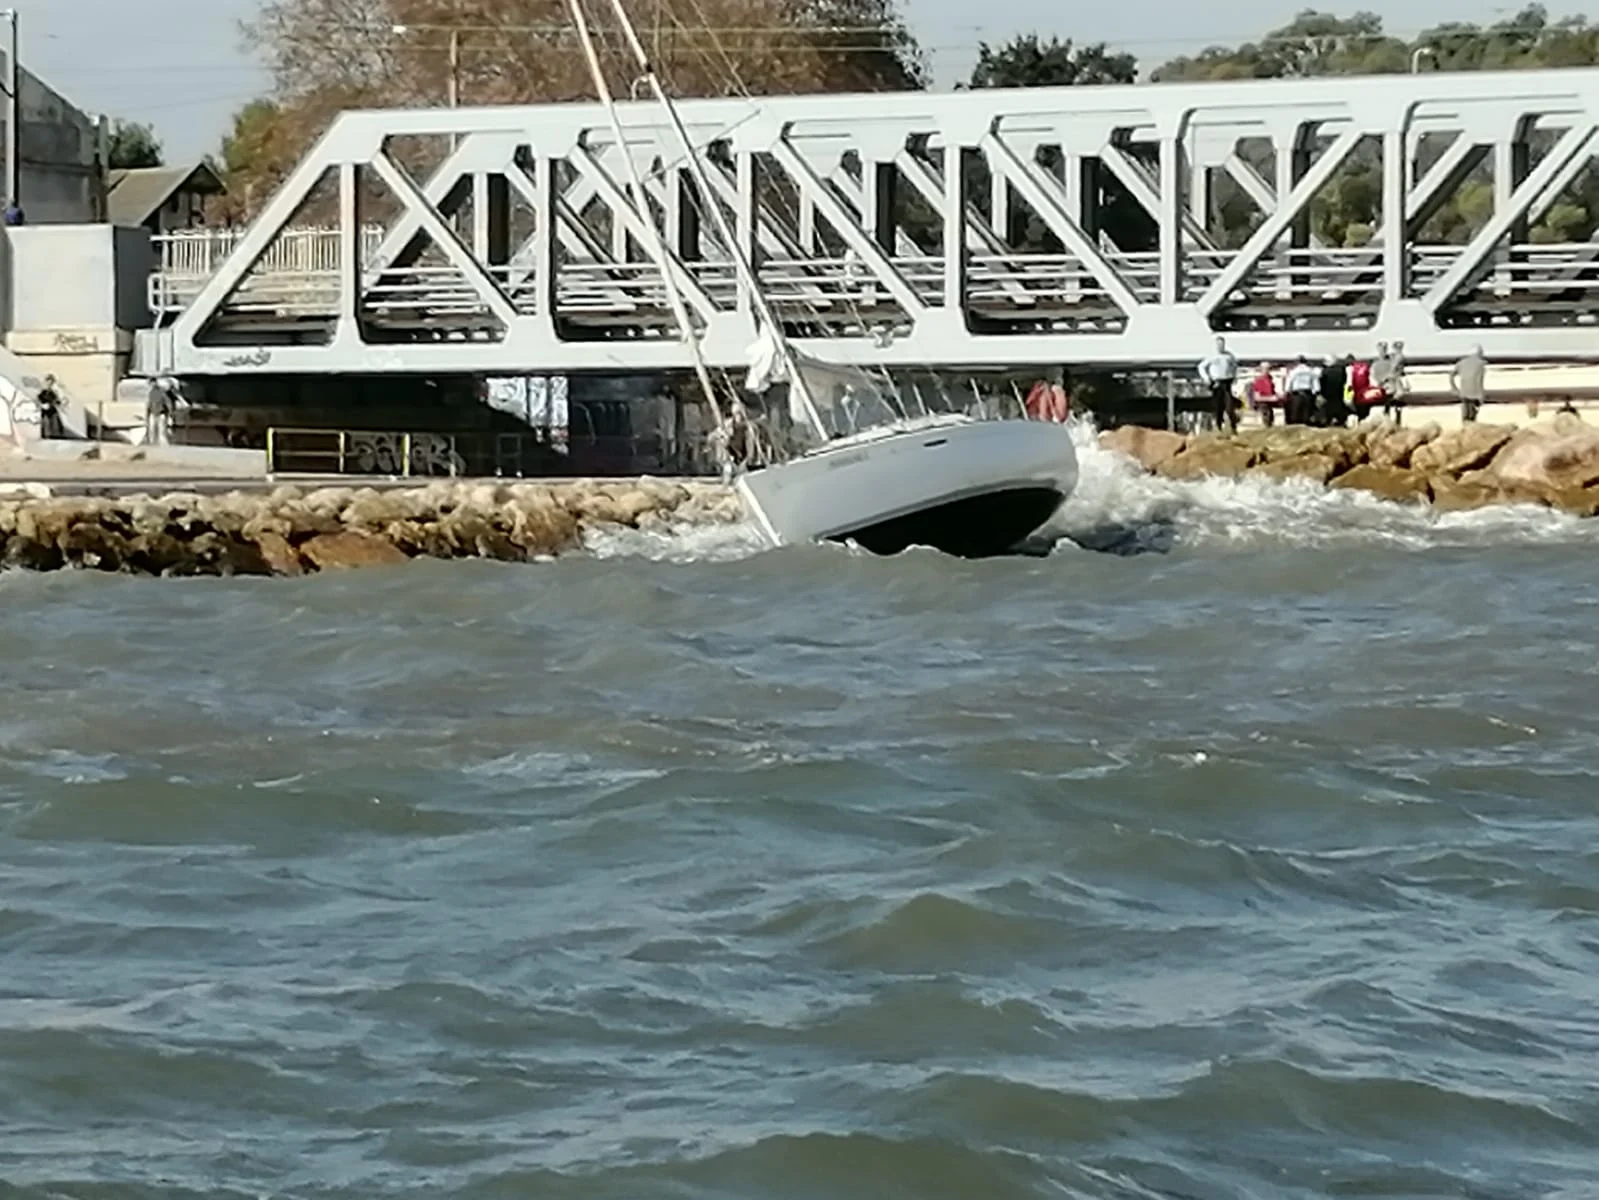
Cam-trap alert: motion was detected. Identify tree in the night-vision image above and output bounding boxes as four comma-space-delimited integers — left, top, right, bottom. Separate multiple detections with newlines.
214, 99, 303, 224
968, 34, 1136, 89
1153, 11, 1407, 82
106, 120, 164, 170
1154, 8, 1599, 246
227, 0, 926, 217
966, 34, 1149, 254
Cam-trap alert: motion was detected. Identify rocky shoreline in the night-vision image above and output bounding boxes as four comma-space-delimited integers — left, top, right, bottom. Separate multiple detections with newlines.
0, 479, 742, 576
1100, 415, 1599, 517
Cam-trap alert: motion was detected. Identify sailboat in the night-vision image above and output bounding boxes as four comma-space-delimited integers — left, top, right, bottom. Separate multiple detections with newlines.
565, 0, 1079, 558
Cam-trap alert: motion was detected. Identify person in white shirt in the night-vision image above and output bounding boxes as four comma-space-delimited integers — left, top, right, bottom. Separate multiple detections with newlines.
1284, 356, 1319, 425
1197, 336, 1239, 433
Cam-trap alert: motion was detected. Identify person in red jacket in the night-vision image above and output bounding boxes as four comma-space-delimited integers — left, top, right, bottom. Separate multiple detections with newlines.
1024, 376, 1070, 422
1348, 357, 1375, 423
1248, 363, 1280, 426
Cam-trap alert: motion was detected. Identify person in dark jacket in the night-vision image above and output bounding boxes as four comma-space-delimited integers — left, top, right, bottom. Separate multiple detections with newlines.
37, 376, 62, 439
1319, 355, 1348, 427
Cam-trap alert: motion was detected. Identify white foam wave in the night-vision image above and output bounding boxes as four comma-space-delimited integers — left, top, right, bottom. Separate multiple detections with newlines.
582, 515, 770, 563
1050, 418, 1599, 555
583, 418, 1599, 563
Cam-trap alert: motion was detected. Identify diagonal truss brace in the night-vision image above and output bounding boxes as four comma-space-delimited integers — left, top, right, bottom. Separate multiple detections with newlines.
980, 130, 1142, 315
1099, 141, 1217, 250
768, 139, 926, 314
1198, 127, 1362, 316
368, 152, 520, 327
567, 143, 719, 321
170, 132, 341, 342
1422, 122, 1599, 312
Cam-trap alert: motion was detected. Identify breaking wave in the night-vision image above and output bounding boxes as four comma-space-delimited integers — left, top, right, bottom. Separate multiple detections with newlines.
587, 419, 1599, 563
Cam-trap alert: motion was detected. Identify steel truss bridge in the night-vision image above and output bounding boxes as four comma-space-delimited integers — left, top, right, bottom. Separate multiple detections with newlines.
138, 67, 1599, 379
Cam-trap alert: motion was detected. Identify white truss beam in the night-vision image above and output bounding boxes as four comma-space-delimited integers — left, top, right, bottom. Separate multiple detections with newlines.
140, 67, 1599, 377
1422, 123, 1597, 313
1198, 128, 1363, 317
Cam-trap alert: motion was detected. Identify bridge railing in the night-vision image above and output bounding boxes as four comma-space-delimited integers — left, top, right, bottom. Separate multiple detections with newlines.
148, 233, 1599, 324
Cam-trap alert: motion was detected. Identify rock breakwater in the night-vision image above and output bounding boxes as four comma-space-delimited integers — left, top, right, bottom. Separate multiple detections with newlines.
0, 479, 742, 576
1100, 415, 1599, 517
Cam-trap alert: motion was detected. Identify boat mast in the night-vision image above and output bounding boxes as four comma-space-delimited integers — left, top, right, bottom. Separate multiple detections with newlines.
593, 0, 829, 440
563, 0, 726, 433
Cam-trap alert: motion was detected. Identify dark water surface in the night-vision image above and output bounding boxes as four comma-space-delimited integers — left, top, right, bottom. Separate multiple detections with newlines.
3, 442, 1599, 1199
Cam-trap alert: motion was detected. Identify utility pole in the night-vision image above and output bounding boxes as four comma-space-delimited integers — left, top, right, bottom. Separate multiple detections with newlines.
2, 9, 18, 210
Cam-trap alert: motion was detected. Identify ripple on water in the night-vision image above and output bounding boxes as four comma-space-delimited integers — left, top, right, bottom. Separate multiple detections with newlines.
1, 436, 1599, 1198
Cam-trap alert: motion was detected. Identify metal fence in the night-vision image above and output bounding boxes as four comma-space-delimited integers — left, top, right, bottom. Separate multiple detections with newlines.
263, 427, 684, 478
155, 226, 389, 278
265, 428, 569, 478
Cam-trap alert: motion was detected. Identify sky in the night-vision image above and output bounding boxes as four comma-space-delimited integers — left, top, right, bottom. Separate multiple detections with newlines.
19, 0, 1537, 162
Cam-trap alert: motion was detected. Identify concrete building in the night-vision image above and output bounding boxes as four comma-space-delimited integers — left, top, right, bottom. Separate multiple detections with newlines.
5, 64, 105, 223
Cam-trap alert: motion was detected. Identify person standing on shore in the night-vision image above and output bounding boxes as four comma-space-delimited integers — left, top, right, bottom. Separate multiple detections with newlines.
1319, 354, 1348, 427
1388, 340, 1409, 423
1248, 362, 1280, 427
1348, 356, 1376, 424
1198, 336, 1239, 434
1285, 356, 1319, 426
36, 376, 62, 439
1452, 345, 1488, 423
1370, 342, 1397, 423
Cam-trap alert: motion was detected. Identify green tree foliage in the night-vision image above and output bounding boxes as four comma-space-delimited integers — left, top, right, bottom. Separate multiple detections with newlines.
1155, 7, 1599, 246
966, 35, 1152, 253
215, 99, 297, 224
106, 120, 163, 170
969, 34, 1136, 89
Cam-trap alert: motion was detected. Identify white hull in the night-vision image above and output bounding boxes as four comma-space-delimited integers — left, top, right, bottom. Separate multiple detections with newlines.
735, 416, 1079, 557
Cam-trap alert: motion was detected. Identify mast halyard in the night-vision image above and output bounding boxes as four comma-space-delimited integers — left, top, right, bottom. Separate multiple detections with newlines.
562, 0, 727, 440
591, 0, 829, 444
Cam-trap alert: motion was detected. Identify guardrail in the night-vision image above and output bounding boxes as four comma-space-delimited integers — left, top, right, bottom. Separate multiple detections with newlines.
147, 243, 1582, 323
263, 427, 699, 478
265, 428, 571, 478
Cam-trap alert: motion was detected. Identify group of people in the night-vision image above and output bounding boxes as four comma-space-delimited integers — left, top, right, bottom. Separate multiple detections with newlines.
1199, 338, 1412, 432
1198, 337, 1492, 432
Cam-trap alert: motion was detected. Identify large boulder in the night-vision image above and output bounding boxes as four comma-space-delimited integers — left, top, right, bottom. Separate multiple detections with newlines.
60, 521, 128, 572
1429, 476, 1503, 513
195, 491, 268, 536
1249, 453, 1343, 485
252, 531, 304, 576
1155, 439, 1260, 481
300, 531, 410, 570
1331, 464, 1432, 503
505, 494, 582, 555
1543, 484, 1599, 518
1099, 426, 1188, 472
1410, 424, 1515, 477
1486, 424, 1599, 491
340, 487, 434, 529
1243, 426, 1365, 471
1368, 423, 1441, 469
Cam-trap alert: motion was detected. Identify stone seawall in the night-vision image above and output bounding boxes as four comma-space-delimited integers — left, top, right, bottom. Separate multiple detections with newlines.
1100, 416, 1599, 517
0, 479, 743, 576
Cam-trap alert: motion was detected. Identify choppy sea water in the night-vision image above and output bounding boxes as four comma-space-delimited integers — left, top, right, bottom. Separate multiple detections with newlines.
3, 429, 1599, 1199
